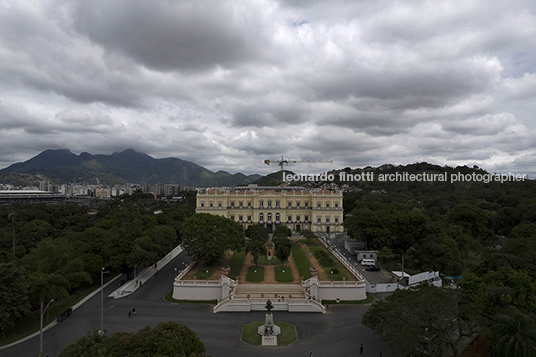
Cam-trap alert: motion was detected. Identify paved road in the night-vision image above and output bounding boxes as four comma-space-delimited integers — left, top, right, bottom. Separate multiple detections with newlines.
1, 250, 388, 357
329, 234, 395, 285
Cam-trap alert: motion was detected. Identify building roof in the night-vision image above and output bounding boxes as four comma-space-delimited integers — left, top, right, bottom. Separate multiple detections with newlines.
0, 190, 50, 194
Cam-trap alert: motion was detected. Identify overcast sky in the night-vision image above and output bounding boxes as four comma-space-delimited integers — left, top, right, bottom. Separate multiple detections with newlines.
1, 0, 536, 177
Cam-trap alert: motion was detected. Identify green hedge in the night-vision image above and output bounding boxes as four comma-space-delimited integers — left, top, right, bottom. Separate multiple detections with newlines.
314, 250, 334, 266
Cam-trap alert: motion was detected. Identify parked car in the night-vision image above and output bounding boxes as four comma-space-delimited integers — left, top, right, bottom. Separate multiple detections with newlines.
56, 308, 73, 322
366, 265, 381, 272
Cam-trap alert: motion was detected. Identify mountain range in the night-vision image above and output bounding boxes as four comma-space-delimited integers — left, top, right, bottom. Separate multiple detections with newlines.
0, 149, 262, 187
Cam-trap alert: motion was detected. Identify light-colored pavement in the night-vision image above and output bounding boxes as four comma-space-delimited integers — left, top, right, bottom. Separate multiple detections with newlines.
109, 245, 183, 299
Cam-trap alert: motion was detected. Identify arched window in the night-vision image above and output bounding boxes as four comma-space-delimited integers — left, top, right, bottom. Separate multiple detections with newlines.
259, 213, 264, 222
275, 213, 280, 222
267, 213, 272, 223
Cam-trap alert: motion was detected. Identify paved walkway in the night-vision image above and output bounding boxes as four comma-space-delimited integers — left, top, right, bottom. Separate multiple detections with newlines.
238, 244, 301, 285
298, 242, 330, 280
109, 245, 183, 298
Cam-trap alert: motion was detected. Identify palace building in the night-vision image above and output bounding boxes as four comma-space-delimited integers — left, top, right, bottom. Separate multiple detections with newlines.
196, 186, 343, 234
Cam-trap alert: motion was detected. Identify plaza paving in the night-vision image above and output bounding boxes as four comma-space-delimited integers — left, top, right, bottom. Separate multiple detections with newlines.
0, 249, 388, 357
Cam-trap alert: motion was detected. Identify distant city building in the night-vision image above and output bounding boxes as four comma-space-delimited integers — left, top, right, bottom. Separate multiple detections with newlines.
0, 190, 65, 205
141, 184, 195, 197
196, 186, 344, 234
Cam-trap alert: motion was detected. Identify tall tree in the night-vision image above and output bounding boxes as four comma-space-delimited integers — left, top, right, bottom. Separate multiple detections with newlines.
300, 229, 316, 244
275, 244, 291, 265
245, 225, 268, 243
493, 308, 536, 357
363, 285, 464, 357
246, 239, 266, 266
181, 213, 245, 265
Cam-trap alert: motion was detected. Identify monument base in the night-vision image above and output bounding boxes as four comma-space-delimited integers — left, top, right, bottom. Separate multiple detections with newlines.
262, 335, 277, 346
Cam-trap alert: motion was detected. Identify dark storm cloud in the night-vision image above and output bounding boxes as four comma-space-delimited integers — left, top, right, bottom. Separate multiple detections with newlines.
73, 0, 259, 72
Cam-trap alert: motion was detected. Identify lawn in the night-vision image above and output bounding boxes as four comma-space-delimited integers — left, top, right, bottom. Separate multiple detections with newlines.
291, 243, 312, 280
228, 249, 246, 280
194, 266, 215, 280
241, 321, 297, 346
251, 255, 282, 265
274, 266, 294, 283
305, 241, 352, 281
246, 266, 265, 282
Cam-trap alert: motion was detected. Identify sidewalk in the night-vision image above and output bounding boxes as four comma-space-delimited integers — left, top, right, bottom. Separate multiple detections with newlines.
108, 245, 183, 299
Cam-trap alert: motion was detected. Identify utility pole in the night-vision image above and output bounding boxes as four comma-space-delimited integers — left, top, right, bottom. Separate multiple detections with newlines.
401, 254, 405, 288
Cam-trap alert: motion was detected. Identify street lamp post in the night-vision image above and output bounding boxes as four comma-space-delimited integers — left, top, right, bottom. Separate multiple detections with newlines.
100, 264, 109, 335
40, 299, 54, 356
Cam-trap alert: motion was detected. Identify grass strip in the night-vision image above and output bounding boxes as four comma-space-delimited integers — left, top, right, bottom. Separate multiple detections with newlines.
228, 249, 246, 279
291, 243, 312, 280
305, 241, 351, 281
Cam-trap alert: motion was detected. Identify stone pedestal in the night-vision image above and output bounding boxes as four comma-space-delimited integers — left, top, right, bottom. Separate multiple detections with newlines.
262, 335, 277, 346
257, 312, 281, 345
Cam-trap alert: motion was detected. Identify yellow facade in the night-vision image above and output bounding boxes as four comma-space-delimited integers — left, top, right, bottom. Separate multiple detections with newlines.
196, 188, 343, 234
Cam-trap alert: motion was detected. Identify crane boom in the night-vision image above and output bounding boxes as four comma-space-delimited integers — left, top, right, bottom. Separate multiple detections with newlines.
264, 156, 333, 190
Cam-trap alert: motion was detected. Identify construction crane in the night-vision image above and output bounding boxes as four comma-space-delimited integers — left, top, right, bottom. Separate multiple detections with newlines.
264, 156, 333, 190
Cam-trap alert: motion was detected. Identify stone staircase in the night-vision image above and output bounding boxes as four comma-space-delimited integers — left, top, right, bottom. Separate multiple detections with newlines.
234, 283, 306, 300
213, 283, 325, 313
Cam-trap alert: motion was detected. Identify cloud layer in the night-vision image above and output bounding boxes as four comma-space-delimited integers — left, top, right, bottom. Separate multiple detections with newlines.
1, 0, 535, 177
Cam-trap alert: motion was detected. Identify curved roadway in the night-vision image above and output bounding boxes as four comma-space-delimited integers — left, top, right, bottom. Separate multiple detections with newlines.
1, 250, 387, 357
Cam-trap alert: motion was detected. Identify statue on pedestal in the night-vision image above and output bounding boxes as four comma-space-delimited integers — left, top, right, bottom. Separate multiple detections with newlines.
258, 299, 281, 338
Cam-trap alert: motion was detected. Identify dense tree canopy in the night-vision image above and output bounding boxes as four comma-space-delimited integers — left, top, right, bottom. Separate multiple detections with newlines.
245, 224, 268, 243
180, 213, 245, 265
0, 193, 192, 326
58, 322, 208, 357
0, 262, 30, 334
343, 164, 536, 356
363, 285, 464, 357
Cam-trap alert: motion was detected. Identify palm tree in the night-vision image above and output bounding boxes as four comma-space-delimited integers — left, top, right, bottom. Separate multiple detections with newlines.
493, 308, 536, 357
8, 212, 16, 256
275, 244, 291, 266
246, 239, 266, 266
